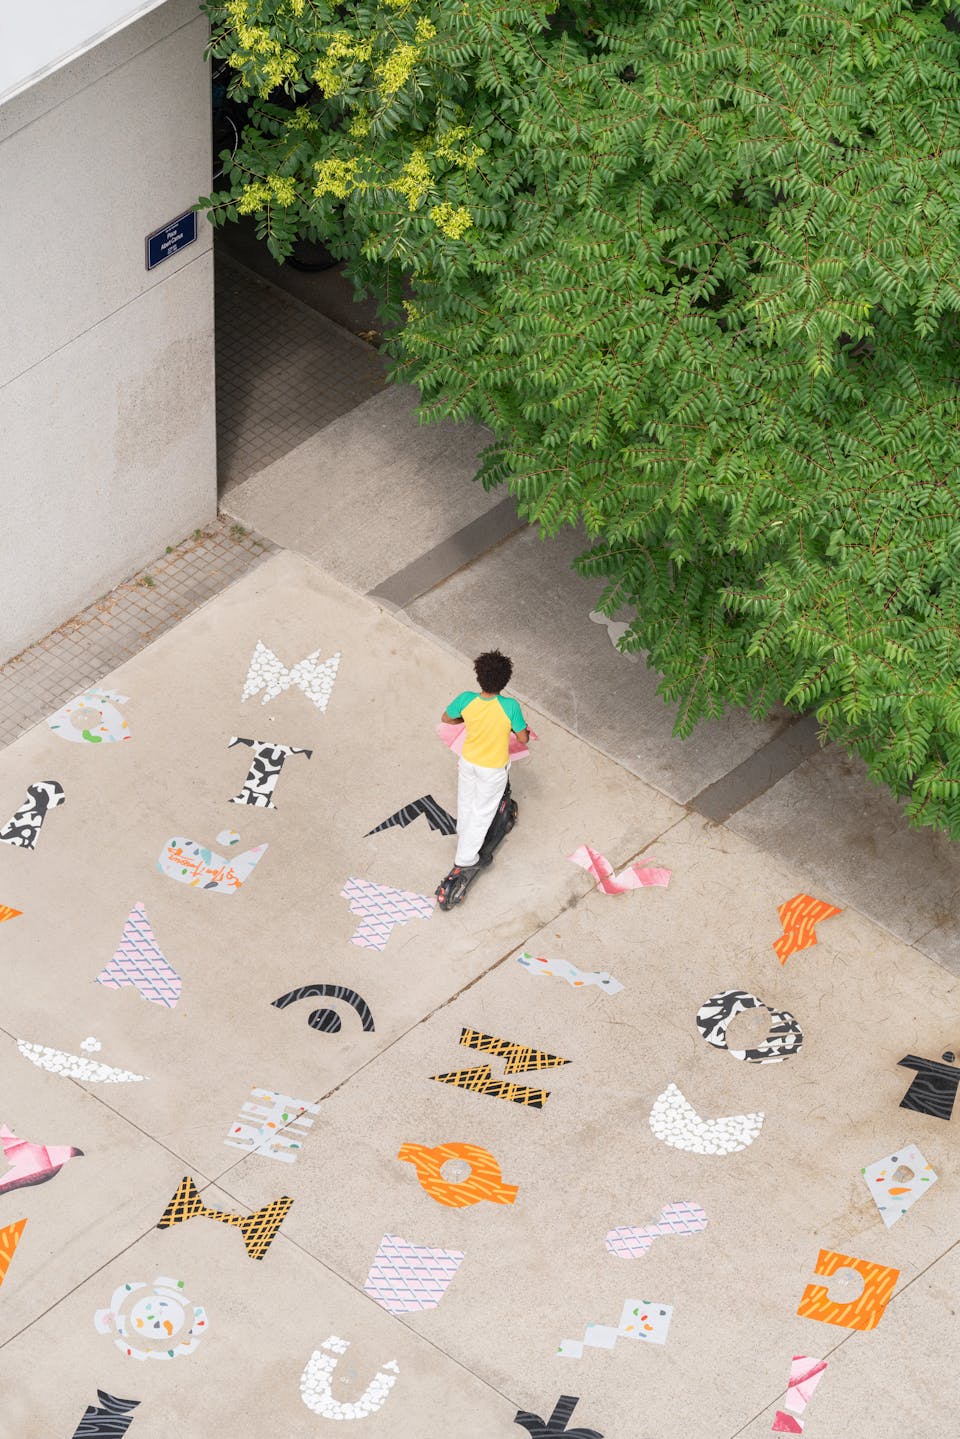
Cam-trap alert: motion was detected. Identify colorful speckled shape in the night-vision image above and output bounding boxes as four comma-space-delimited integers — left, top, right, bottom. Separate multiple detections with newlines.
158, 837, 267, 893
47, 689, 131, 744
861, 1144, 938, 1227
559, 1301, 672, 1358
94, 1277, 207, 1360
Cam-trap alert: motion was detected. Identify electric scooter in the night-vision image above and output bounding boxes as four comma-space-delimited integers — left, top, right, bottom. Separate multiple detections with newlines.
435, 779, 518, 910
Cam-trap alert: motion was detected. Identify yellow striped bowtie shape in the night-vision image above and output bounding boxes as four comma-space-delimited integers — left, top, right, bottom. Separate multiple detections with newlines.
156, 1176, 292, 1260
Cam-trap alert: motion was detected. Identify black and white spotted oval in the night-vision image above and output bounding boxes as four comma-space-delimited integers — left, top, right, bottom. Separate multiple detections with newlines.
695, 989, 803, 1064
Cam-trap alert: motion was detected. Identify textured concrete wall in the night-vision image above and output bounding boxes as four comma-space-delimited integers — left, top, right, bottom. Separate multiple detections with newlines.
0, 0, 215, 660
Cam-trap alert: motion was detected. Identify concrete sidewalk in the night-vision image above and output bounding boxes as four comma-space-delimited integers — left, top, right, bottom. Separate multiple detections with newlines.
223, 383, 960, 978
0, 551, 956, 1437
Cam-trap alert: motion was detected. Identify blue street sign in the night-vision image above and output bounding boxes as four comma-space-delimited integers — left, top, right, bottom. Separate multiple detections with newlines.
145, 210, 198, 270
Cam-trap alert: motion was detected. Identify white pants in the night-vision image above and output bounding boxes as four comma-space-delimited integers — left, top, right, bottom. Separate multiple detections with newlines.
455, 758, 510, 866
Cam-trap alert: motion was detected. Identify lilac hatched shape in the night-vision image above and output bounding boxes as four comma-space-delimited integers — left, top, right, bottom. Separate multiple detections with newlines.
95, 904, 181, 1008
341, 878, 435, 951
363, 1234, 464, 1313
605, 1201, 709, 1259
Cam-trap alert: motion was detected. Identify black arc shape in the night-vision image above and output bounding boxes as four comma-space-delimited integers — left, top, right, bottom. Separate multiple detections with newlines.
272, 984, 375, 1033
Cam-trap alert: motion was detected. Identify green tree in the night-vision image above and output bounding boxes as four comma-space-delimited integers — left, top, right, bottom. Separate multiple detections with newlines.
202, 0, 960, 835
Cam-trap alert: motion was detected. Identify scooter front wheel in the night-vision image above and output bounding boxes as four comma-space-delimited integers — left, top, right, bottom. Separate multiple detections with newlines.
436, 871, 470, 910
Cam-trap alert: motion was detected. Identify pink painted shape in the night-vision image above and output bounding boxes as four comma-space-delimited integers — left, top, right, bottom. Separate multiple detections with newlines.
772, 1414, 803, 1434
95, 902, 181, 1008
568, 844, 671, 893
436, 722, 535, 761
785, 1356, 828, 1413
341, 878, 435, 951
0, 1125, 80, 1195
363, 1233, 464, 1313
771, 1356, 827, 1431
605, 1200, 708, 1258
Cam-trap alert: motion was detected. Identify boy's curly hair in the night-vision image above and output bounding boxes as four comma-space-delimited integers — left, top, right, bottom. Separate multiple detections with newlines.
474, 650, 513, 694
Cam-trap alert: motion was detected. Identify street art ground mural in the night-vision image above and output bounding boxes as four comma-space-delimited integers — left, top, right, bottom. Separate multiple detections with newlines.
0, 566, 954, 1436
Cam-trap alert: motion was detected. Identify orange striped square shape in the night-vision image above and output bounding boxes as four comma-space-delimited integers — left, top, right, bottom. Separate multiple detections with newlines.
797, 1248, 899, 1331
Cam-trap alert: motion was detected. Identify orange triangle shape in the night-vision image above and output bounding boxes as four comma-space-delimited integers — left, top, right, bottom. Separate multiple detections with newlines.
0, 905, 21, 925
0, 1218, 27, 1287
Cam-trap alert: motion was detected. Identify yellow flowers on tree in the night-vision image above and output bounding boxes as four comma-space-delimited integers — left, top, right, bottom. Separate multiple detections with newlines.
201, 0, 960, 837
201, 0, 503, 255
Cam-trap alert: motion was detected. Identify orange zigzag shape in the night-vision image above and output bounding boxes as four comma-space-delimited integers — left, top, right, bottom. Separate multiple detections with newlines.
0, 1218, 27, 1287
774, 894, 842, 963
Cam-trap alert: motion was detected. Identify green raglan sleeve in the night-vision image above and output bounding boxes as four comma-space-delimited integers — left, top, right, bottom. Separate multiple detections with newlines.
446, 690, 475, 719
504, 696, 527, 731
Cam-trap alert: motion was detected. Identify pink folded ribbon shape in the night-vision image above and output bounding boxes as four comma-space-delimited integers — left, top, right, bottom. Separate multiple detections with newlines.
771, 1355, 828, 1432
568, 845, 671, 893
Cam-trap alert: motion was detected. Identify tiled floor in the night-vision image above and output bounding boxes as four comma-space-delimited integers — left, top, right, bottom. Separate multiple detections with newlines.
0, 519, 278, 748
214, 252, 385, 493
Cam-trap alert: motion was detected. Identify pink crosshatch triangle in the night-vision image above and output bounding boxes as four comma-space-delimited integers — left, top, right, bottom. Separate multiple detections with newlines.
95, 902, 181, 1008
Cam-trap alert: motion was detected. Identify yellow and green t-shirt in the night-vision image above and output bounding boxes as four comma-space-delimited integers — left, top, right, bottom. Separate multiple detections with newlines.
446, 691, 527, 768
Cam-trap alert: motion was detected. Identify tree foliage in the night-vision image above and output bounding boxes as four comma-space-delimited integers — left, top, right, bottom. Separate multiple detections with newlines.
201, 0, 960, 835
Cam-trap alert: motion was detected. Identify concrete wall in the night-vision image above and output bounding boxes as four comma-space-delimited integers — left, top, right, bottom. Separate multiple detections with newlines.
0, 0, 216, 661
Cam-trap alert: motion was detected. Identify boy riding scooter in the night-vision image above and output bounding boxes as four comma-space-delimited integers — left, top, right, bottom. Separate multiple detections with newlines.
435, 650, 529, 910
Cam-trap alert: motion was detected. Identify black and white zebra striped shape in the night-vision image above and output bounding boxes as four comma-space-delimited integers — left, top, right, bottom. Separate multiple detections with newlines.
695, 988, 803, 1064
0, 780, 66, 849
70, 1390, 140, 1438
228, 738, 313, 809
365, 794, 456, 838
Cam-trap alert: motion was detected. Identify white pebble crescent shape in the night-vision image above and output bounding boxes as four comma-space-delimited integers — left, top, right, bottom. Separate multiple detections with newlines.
649, 1083, 763, 1156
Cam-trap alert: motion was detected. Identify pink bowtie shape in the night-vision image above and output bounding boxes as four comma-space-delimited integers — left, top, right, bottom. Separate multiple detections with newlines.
605, 1200, 708, 1259
568, 845, 671, 894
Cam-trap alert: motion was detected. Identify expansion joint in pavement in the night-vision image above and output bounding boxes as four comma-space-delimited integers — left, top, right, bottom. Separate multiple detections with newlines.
688, 712, 823, 823
366, 497, 526, 608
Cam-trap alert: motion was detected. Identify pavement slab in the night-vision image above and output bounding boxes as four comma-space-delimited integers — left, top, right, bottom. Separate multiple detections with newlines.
221, 386, 504, 592
1, 550, 958, 1437
221, 811, 960, 1438
406, 524, 783, 804
727, 745, 960, 971
2, 1178, 516, 1437
0, 553, 678, 1177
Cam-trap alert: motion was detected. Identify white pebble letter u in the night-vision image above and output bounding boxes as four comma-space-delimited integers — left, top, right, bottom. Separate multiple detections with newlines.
300, 1336, 399, 1421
